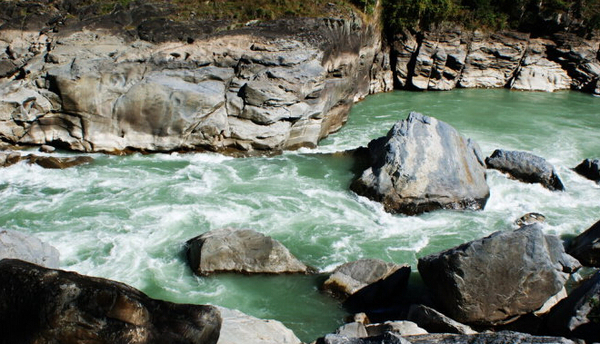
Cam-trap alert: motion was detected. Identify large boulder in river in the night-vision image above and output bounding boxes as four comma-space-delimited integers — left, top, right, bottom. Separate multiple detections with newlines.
485, 149, 565, 191
186, 228, 312, 275
0, 229, 59, 268
0, 259, 221, 344
567, 220, 600, 267
217, 306, 301, 344
574, 158, 600, 182
417, 224, 581, 325
322, 259, 411, 311
545, 270, 600, 343
350, 112, 489, 215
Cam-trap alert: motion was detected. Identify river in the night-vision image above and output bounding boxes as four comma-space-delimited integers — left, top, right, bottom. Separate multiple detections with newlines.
1, 89, 599, 341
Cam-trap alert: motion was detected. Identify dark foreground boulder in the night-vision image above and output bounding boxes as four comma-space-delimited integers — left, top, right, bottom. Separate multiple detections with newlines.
351, 112, 489, 215
0, 259, 221, 344
485, 149, 564, 191
322, 259, 411, 311
0, 229, 59, 268
574, 158, 600, 182
186, 228, 312, 275
317, 331, 578, 344
418, 224, 580, 325
567, 220, 600, 267
545, 270, 600, 343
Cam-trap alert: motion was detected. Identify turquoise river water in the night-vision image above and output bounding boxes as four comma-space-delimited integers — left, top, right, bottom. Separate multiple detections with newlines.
1, 89, 599, 342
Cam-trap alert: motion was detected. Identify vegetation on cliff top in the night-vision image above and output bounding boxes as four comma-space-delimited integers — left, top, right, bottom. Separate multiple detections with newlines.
2, 0, 598, 37
382, 0, 600, 36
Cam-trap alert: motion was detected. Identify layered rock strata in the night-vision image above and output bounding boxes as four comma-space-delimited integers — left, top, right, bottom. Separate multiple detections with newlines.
0, 5, 392, 154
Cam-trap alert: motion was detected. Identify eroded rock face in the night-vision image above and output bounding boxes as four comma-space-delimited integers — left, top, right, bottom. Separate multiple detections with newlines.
322, 259, 411, 311
186, 228, 311, 275
567, 219, 600, 267
0, 259, 221, 344
417, 224, 580, 325
0, 6, 392, 155
486, 149, 565, 191
0, 229, 59, 268
351, 112, 489, 215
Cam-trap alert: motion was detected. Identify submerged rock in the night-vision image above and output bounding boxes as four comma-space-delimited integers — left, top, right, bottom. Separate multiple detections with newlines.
574, 158, 600, 182
0, 259, 221, 344
567, 219, 600, 267
26, 155, 94, 169
186, 228, 312, 275
486, 149, 565, 191
0, 151, 21, 167
417, 224, 580, 325
545, 270, 600, 343
322, 259, 411, 311
351, 112, 489, 215
515, 212, 546, 227
217, 306, 301, 344
0, 229, 59, 268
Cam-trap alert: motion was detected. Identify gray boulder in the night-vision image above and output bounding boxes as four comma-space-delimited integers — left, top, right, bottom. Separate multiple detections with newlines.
486, 149, 565, 191
351, 112, 489, 215
216, 306, 301, 344
545, 270, 600, 343
406, 304, 476, 335
567, 220, 600, 267
186, 228, 312, 275
574, 158, 600, 182
0, 259, 221, 344
322, 259, 410, 311
418, 224, 581, 325
0, 229, 59, 268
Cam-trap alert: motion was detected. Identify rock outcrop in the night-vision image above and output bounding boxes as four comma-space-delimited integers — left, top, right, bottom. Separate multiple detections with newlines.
216, 306, 301, 344
486, 149, 565, 191
545, 270, 600, 343
574, 158, 600, 182
322, 259, 411, 311
0, 259, 221, 344
417, 224, 580, 325
390, 28, 600, 95
186, 228, 312, 276
351, 112, 489, 215
0, 4, 392, 155
0, 229, 59, 268
567, 220, 600, 267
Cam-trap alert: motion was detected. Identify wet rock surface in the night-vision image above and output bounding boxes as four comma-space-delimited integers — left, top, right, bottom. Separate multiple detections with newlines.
351, 112, 489, 215
0, 259, 222, 344
574, 158, 600, 182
